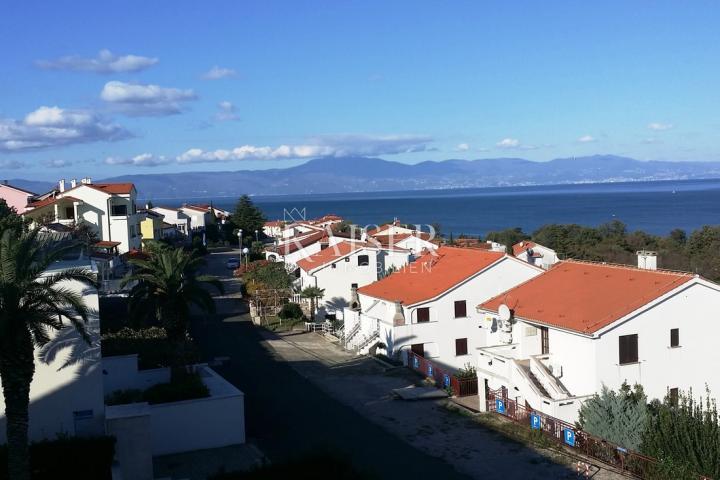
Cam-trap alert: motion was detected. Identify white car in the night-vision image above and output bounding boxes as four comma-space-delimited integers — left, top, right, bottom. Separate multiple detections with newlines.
226, 258, 240, 270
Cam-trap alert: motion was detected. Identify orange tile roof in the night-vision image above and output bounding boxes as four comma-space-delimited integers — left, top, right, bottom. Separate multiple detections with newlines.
512, 240, 537, 257
27, 195, 81, 209
296, 242, 371, 272
479, 260, 694, 335
94, 240, 121, 248
62, 182, 135, 195
271, 230, 327, 255
182, 204, 209, 213
358, 246, 505, 305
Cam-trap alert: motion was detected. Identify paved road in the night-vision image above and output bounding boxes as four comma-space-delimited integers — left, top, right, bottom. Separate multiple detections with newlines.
193, 252, 471, 479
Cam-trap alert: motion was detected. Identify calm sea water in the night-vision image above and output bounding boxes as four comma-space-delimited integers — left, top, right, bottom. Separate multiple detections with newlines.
162, 179, 720, 237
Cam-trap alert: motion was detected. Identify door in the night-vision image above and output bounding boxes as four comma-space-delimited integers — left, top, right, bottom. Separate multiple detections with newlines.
411, 343, 425, 357
540, 327, 549, 354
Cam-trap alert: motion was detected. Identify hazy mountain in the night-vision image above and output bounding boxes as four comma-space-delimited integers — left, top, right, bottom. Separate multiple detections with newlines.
14, 155, 720, 198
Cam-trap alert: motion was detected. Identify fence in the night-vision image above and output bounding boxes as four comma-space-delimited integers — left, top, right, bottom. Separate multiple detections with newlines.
407, 351, 478, 397
486, 388, 682, 479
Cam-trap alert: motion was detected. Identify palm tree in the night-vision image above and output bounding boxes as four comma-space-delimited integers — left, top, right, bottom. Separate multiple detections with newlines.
123, 247, 223, 346
300, 286, 325, 321
0, 229, 97, 480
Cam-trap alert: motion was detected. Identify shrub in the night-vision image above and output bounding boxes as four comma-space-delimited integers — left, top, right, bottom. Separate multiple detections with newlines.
105, 371, 210, 406
454, 363, 477, 379
0, 435, 115, 480
101, 327, 199, 369
578, 383, 648, 451
278, 302, 303, 320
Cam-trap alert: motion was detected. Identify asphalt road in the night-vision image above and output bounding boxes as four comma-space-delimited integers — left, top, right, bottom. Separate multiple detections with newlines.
192, 251, 472, 479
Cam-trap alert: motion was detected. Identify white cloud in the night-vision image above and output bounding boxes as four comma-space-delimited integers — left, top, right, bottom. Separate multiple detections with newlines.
648, 122, 673, 131
36, 49, 158, 73
100, 81, 197, 116
0, 159, 25, 169
0, 106, 130, 152
496, 138, 520, 148
45, 159, 73, 168
202, 66, 237, 80
577, 135, 595, 143
176, 134, 433, 164
215, 101, 239, 121
455, 143, 470, 152
105, 153, 171, 167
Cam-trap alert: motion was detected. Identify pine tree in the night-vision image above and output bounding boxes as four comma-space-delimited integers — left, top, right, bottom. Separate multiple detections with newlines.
230, 195, 266, 245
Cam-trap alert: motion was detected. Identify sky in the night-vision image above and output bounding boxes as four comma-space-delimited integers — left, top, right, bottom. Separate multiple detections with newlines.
1, 1, 720, 180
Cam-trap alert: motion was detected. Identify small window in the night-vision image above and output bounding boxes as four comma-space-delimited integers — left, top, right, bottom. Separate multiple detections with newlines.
320, 243, 329, 250
65, 207, 74, 219
619, 334, 638, 365
417, 307, 430, 323
351, 283, 358, 289
357, 254, 370, 266
669, 388, 679, 406
111, 204, 127, 216
331, 263, 337, 269
455, 338, 468, 356
670, 328, 679, 348
454, 300, 467, 318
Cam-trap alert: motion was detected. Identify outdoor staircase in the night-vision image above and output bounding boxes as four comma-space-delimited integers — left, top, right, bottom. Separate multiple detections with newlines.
353, 329, 380, 353
342, 322, 361, 348
517, 360, 551, 398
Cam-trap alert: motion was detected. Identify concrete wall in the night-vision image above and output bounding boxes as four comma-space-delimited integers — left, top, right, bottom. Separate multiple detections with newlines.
0, 185, 33, 213
102, 355, 171, 393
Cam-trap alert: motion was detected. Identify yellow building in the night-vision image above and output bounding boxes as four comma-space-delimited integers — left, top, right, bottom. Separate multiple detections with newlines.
140, 210, 164, 242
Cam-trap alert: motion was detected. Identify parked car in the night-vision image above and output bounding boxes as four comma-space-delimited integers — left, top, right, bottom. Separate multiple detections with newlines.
226, 258, 240, 270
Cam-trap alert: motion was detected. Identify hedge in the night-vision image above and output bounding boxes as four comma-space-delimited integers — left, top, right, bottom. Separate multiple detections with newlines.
105, 371, 210, 406
101, 327, 198, 369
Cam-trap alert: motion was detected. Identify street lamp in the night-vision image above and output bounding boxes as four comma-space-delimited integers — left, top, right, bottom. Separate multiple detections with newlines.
255, 229, 259, 242
237, 229, 243, 259
242, 247, 250, 267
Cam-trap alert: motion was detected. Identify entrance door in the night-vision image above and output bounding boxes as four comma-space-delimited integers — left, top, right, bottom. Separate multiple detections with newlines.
540, 327, 549, 354
411, 343, 425, 357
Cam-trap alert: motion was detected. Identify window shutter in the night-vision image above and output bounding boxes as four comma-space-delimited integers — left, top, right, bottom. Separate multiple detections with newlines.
454, 300, 467, 318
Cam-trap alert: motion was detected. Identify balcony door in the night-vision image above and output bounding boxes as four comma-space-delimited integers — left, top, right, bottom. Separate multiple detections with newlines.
540, 326, 549, 355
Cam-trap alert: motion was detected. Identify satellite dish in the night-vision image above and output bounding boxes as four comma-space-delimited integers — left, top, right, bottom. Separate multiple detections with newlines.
498, 304, 512, 321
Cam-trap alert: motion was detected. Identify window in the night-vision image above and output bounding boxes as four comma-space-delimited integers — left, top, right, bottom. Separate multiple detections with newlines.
619, 334, 638, 364
454, 300, 467, 318
331, 263, 337, 269
411, 343, 425, 357
73, 409, 94, 435
669, 388, 679, 406
320, 243, 329, 250
540, 326, 549, 355
65, 207, 74, 219
351, 283, 358, 289
416, 307, 430, 323
670, 328, 679, 348
455, 338, 468, 356
111, 204, 127, 216
357, 254, 370, 266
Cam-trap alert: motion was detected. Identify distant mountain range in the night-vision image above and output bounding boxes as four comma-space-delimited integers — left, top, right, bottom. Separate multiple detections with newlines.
8, 155, 720, 199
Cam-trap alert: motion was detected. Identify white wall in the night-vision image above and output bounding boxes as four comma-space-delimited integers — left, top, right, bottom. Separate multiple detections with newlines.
0, 278, 105, 442
102, 355, 171, 393
358, 257, 543, 370
377, 249, 411, 271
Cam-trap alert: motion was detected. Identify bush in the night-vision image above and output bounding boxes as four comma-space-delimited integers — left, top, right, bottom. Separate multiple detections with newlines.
278, 302, 303, 320
101, 327, 198, 369
0, 435, 115, 480
454, 363, 477, 379
105, 371, 210, 406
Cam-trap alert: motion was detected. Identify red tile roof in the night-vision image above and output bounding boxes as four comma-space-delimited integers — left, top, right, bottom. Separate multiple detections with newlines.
182, 205, 209, 213
94, 240, 121, 248
297, 242, 371, 272
27, 195, 81, 209
271, 230, 327, 255
265, 220, 284, 227
479, 260, 694, 335
512, 240, 538, 257
358, 246, 505, 305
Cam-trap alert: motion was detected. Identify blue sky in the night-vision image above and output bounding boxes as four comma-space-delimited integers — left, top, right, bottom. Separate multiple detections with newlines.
1, 1, 719, 180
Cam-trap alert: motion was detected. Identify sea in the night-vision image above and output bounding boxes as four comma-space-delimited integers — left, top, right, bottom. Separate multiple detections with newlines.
157, 179, 720, 237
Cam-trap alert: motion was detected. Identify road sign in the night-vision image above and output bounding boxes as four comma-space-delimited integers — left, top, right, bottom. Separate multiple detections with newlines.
427, 364, 433, 377
443, 374, 451, 388
496, 399, 506, 414
530, 413, 541, 430
412, 356, 419, 369
564, 428, 576, 447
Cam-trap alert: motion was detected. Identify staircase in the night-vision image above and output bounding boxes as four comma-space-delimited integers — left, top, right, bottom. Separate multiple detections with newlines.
342, 322, 361, 348
516, 360, 551, 398
353, 330, 380, 353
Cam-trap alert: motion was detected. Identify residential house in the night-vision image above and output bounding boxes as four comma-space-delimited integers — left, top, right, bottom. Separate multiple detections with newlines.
24, 178, 142, 254
263, 220, 285, 238
343, 246, 544, 369
370, 231, 437, 258
308, 214, 343, 229
512, 240, 559, 269
180, 204, 213, 231
475, 258, 720, 423
265, 230, 348, 267
150, 207, 191, 237
0, 181, 36, 214
0, 252, 105, 442
139, 209, 165, 242
297, 242, 380, 317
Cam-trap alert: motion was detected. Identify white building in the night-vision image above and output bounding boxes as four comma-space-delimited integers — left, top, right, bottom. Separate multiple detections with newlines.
475, 259, 720, 424
297, 242, 380, 317
151, 207, 191, 237
24, 179, 142, 254
370, 232, 437, 258
0, 255, 105, 442
343, 246, 544, 369
512, 240, 559, 269
265, 230, 349, 267
180, 204, 213, 231
263, 220, 284, 238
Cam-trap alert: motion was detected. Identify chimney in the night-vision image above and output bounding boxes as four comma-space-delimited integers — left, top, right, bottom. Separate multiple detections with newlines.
637, 250, 658, 270
392, 301, 405, 326
81, 177, 92, 185
350, 286, 361, 311
70, 178, 77, 188
58, 179, 65, 192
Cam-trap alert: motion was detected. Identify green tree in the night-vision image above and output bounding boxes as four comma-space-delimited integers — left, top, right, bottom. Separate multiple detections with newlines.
300, 286, 325, 320
230, 195, 266, 246
642, 388, 720, 479
578, 383, 649, 451
0, 229, 96, 480
486, 227, 529, 252
0, 199, 27, 235
123, 247, 223, 346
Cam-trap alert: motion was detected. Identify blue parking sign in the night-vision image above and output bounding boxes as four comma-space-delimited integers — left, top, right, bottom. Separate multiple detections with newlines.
530, 413, 541, 430
413, 356, 419, 369
427, 364, 433, 377
443, 374, 451, 388
496, 399, 506, 414
563, 428, 576, 447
